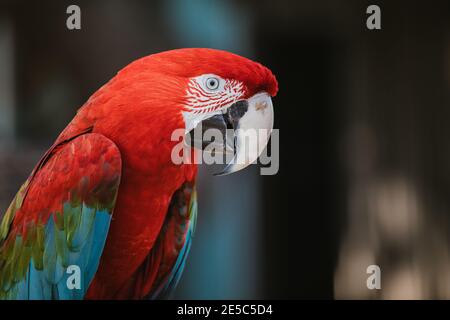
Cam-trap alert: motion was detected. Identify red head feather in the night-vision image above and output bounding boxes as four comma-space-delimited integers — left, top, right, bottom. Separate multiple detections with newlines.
119, 48, 278, 99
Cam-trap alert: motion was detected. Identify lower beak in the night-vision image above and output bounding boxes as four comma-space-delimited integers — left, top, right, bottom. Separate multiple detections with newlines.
187, 92, 274, 175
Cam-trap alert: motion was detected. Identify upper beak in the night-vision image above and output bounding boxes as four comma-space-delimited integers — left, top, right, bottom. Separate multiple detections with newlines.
187, 92, 274, 175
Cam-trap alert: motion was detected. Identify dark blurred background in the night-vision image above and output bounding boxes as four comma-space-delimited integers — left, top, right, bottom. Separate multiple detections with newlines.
1, 0, 450, 299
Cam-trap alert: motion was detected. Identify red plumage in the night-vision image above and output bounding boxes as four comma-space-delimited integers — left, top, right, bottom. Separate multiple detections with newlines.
1, 48, 278, 299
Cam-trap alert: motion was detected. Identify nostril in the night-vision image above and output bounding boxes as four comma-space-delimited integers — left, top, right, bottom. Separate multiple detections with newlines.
255, 101, 268, 111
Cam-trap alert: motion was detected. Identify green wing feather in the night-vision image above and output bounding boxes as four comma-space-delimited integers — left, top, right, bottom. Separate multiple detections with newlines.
0, 133, 122, 299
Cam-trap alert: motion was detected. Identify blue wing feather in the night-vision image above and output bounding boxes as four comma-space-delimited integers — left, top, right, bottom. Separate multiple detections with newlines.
0, 133, 122, 300
150, 188, 197, 299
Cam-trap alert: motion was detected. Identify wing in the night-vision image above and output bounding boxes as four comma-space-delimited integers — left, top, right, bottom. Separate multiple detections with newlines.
0, 133, 122, 300
109, 181, 197, 299
149, 182, 197, 299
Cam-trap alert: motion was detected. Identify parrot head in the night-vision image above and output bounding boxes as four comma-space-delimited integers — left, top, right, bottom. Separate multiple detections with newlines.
152, 48, 278, 175
87, 48, 278, 175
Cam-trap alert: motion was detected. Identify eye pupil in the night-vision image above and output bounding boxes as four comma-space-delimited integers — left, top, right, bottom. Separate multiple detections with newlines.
206, 77, 220, 90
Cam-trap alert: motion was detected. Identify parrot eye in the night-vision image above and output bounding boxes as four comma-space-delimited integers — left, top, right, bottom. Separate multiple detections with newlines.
205, 77, 220, 91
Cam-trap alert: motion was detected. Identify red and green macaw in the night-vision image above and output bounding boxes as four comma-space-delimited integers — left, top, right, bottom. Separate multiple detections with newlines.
0, 48, 277, 299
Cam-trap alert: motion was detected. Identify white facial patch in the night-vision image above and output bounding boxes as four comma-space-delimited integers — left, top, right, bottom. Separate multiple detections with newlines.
184, 74, 245, 114
182, 74, 245, 133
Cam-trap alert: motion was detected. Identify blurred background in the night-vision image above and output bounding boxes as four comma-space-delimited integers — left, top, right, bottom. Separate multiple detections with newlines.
1, 0, 450, 299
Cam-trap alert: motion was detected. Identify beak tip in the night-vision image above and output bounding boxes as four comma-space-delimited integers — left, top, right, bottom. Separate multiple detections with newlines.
213, 170, 231, 177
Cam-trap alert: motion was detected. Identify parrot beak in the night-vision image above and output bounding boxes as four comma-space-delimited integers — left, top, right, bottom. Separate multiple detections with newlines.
215, 92, 274, 176
187, 92, 274, 175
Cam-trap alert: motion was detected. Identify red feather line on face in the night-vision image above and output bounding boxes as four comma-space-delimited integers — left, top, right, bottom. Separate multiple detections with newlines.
184, 78, 244, 114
